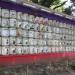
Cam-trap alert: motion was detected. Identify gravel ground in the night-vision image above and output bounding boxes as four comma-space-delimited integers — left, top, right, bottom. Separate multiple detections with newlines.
3, 70, 75, 75
1, 60, 75, 75
2, 69, 75, 75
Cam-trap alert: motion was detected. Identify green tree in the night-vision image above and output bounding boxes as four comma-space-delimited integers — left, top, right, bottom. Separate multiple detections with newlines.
31, 0, 38, 3
31, 0, 66, 9
31, 0, 72, 15
63, 6, 72, 15
39, 0, 60, 8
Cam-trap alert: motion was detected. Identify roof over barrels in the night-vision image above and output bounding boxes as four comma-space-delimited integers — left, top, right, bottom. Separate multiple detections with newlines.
0, 0, 75, 24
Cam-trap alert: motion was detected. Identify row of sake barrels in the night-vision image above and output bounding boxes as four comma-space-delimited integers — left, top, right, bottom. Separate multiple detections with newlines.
0, 46, 75, 55
0, 18, 75, 38
0, 37, 75, 46
0, 8, 75, 30
0, 28, 75, 38
0, 8, 49, 24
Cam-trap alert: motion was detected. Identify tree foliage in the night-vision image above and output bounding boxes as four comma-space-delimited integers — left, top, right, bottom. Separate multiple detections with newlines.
31, 0, 64, 8
31, 0, 38, 3
31, 0, 72, 15
53, 1, 67, 10
39, 0, 61, 8
63, 6, 72, 15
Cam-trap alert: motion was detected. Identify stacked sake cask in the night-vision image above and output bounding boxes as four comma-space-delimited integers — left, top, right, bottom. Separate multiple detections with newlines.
0, 7, 75, 55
